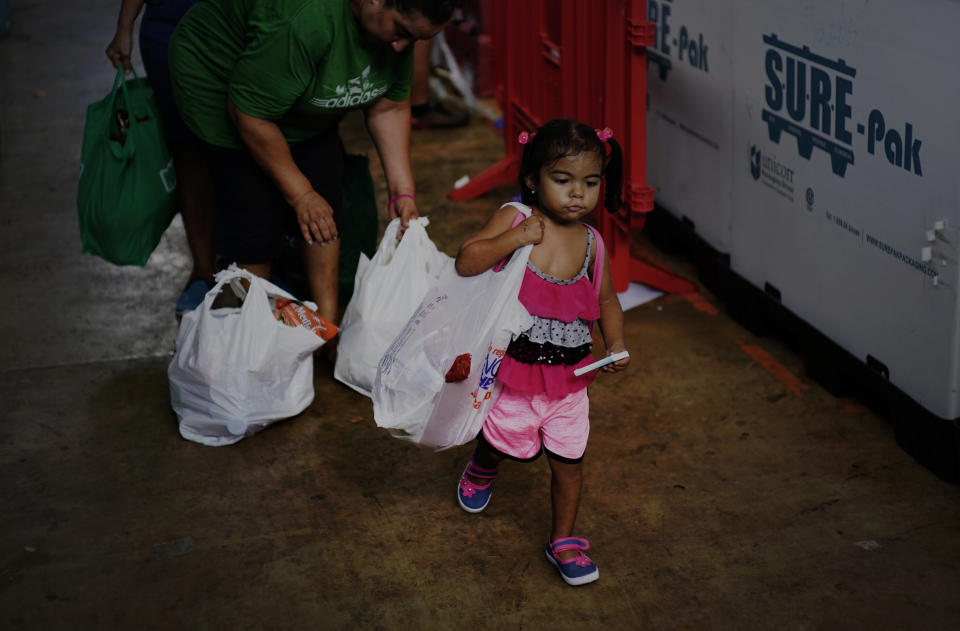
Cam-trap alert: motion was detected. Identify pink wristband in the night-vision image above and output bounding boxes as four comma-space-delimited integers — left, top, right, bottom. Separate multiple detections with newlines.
388, 193, 416, 208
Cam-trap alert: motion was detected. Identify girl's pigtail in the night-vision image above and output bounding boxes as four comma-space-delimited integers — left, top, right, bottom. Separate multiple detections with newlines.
604, 137, 624, 213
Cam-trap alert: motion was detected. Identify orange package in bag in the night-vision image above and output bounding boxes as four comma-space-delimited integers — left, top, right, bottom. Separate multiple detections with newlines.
273, 298, 338, 341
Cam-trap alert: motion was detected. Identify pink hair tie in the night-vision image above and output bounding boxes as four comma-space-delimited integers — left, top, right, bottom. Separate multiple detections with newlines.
595, 127, 613, 142
518, 131, 536, 144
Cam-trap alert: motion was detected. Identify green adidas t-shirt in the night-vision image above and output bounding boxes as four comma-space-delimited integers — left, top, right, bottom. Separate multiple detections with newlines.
170, 0, 414, 149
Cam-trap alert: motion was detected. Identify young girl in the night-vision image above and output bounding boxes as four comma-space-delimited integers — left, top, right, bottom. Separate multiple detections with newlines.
454, 119, 630, 586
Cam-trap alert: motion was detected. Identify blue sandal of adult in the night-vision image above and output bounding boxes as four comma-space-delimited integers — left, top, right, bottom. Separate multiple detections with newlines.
545, 536, 599, 586
456, 459, 498, 513
175, 278, 213, 316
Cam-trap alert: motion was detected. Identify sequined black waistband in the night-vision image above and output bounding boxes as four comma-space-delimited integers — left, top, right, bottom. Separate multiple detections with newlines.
506, 335, 592, 366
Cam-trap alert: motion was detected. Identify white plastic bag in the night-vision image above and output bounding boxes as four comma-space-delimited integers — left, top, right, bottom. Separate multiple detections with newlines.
373, 203, 534, 450
168, 265, 327, 446
335, 217, 452, 397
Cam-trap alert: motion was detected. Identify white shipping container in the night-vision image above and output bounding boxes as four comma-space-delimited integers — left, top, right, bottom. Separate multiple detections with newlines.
646, 0, 735, 253
647, 0, 960, 420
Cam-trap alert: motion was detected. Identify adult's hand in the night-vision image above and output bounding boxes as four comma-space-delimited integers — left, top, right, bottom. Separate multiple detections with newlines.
292, 189, 339, 245
388, 194, 419, 229
228, 100, 338, 243
105, 30, 134, 70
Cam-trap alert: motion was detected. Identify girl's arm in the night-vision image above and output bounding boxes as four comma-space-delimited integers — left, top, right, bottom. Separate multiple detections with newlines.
364, 97, 418, 227
595, 251, 630, 372
455, 206, 544, 276
227, 98, 337, 244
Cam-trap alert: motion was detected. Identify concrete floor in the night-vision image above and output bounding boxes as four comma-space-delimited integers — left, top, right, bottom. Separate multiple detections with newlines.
2, 2, 960, 630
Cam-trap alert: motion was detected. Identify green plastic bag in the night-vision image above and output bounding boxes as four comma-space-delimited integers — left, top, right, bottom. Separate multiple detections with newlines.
77, 67, 176, 266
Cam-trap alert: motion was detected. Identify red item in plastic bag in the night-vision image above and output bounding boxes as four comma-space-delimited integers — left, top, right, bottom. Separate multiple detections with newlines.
445, 353, 471, 382
273, 298, 338, 341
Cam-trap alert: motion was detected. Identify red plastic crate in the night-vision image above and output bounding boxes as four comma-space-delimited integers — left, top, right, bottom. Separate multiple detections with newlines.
448, 0, 693, 294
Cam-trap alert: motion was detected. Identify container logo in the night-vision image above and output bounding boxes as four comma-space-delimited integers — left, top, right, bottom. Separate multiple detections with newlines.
750, 145, 762, 180
647, 1, 710, 81
762, 34, 923, 178
748, 144, 795, 201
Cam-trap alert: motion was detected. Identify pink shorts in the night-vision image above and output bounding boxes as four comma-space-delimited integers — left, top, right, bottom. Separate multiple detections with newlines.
481, 385, 590, 462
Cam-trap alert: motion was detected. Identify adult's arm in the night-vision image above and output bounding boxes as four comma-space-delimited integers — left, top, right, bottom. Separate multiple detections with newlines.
227, 98, 337, 244
364, 97, 418, 227
105, 0, 146, 71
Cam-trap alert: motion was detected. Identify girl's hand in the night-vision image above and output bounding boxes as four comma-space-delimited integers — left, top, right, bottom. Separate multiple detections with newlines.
519, 215, 544, 245
292, 189, 338, 245
602, 341, 630, 373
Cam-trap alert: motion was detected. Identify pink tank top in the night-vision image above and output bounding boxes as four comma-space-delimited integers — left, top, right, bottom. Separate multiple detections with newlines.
497, 218, 605, 396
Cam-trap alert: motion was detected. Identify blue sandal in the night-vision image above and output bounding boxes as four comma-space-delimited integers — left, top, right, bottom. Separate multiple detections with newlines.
175, 278, 212, 315
545, 536, 599, 586
457, 459, 498, 513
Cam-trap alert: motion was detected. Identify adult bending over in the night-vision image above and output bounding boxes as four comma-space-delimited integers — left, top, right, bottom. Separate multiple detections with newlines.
169, 0, 462, 326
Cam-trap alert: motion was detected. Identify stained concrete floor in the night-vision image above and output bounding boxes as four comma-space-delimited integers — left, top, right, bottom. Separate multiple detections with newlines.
2, 2, 960, 630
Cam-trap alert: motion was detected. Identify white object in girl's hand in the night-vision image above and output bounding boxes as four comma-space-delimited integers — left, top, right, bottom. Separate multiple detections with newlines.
573, 351, 630, 376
